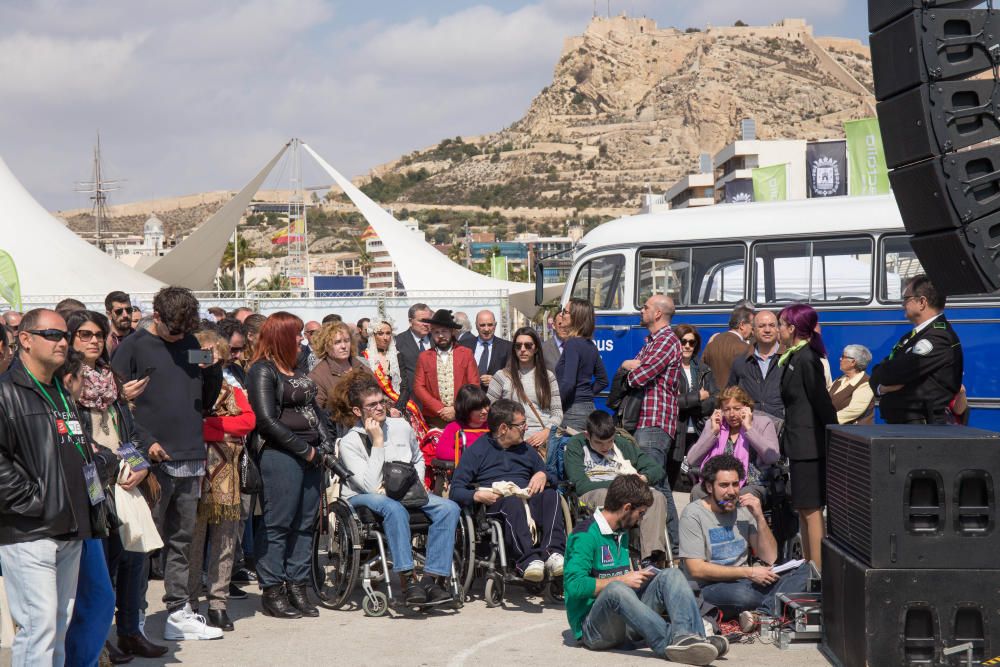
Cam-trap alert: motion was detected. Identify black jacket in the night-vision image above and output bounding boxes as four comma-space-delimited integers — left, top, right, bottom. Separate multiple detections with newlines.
779, 345, 838, 460
458, 335, 512, 386
869, 315, 963, 424
394, 330, 423, 408
728, 347, 784, 419
0, 363, 118, 545
677, 358, 717, 434
247, 360, 336, 461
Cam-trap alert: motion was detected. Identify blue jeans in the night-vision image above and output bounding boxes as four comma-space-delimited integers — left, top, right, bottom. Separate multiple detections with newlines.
349, 493, 460, 577
701, 562, 812, 617
256, 448, 323, 587
66, 539, 115, 667
635, 427, 680, 556
582, 569, 705, 657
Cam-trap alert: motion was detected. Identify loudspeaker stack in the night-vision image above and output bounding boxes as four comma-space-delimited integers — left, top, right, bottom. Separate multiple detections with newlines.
822, 424, 1000, 666
869, 0, 1000, 294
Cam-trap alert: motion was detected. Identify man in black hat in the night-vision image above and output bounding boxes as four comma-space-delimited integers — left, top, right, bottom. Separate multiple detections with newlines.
412, 309, 480, 428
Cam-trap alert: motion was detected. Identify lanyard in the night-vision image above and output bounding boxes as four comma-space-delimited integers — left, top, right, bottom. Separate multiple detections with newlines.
24, 369, 88, 461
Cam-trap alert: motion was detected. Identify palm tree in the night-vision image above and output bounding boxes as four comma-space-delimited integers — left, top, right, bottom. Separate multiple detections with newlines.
215, 270, 236, 298
353, 236, 373, 280
221, 236, 258, 291
251, 272, 291, 297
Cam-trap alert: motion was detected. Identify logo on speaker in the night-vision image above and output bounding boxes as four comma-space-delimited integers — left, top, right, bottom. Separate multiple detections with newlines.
732, 192, 753, 204
811, 156, 841, 196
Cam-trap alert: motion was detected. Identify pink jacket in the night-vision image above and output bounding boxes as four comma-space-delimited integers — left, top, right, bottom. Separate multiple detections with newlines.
687, 412, 780, 469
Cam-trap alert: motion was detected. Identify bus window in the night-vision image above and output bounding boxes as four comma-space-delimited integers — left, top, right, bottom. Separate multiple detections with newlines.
753, 237, 873, 304
881, 235, 924, 301
637, 248, 688, 306
692, 245, 746, 305
571, 254, 625, 310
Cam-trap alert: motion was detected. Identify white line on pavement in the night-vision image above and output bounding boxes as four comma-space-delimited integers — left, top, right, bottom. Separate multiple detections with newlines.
446, 620, 559, 667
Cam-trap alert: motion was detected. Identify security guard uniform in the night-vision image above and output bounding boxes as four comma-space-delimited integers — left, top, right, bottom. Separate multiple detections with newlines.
869, 315, 963, 424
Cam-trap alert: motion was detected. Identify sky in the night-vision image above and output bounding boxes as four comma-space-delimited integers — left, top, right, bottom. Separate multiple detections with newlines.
0, 0, 868, 211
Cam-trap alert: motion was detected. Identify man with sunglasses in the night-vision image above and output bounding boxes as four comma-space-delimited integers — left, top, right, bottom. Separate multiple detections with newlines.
111, 287, 224, 642
870, 274, 963, 424
105, 290, 136, 356
0, 309, 118, 665
451, 399, 566, 583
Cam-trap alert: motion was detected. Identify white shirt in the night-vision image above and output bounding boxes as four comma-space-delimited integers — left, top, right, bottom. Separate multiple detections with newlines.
474, 337, 493, 366
913, 312, 943, 335
410, 330, 430, 351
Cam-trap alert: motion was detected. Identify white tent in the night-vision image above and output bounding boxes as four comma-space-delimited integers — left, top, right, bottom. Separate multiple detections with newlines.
0, 156, 164, 303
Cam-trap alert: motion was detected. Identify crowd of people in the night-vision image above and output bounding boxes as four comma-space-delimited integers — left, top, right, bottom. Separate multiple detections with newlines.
0, 271, 964, 666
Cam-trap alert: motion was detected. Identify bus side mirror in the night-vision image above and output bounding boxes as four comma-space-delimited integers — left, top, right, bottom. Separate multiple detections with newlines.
535, 262, 544, 306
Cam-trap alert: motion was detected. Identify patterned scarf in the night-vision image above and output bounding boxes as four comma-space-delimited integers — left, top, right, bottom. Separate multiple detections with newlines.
706, 421, 750, 485
78, 366, 118, 411
199, 382, 244, 524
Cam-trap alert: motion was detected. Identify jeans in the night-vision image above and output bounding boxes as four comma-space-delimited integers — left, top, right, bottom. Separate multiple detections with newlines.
635, 427, 680, 556
485, 488, 567, 572
104, 534, 146, 636
349, 493, 460, 577
0, 538, 82, 667
581, 568, 704, 657
701, 562, 813, 618
256, 447, 322, 587
149, 467, 202, 612
66, 538, 115, 667
562, 401, 595, 431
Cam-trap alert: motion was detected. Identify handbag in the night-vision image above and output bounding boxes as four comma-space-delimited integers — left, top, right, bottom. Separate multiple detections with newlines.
113, 463, 164, 553
382, 460, 429, 509
239, 440, 263, 495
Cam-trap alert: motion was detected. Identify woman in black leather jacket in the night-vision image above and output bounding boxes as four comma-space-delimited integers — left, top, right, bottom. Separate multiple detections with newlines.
674, 324, 716, 489
247, 312, 336, 620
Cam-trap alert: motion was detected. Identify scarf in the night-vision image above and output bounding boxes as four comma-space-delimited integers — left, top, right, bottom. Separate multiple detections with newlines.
778, 340, 807, 367
581, 443, 639, 482
481, 481, 538, 543
706, 421, 750, 485
199, 382, 244, 524
78, 366, 118, 411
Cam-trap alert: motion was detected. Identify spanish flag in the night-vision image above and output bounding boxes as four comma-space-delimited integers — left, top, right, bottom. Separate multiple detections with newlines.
270, 219, 305, 245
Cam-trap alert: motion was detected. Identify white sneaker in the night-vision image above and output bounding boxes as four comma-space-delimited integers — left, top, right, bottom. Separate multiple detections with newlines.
522, 560, 545, 582
164, 603, 224, 641
545, 553, 564, 577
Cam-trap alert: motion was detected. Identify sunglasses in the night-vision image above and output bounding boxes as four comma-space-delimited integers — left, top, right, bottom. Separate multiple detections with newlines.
514, 342, 536, 350
75, 330, 106, 342
112, 306, 137, 316
230, 346, 244, 354
29, 329, 69, 342
304, 330, 320, 336
680, 338, 697, 347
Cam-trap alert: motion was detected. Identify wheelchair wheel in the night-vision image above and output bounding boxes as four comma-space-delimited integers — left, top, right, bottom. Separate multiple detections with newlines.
784, 532, 803, 561
311, 502, 361, 609
484, 574, 505, 608
544, 577, 564, 604
455, 511, 476, 599
558, 494, 575, 532
362, 590, 389, 617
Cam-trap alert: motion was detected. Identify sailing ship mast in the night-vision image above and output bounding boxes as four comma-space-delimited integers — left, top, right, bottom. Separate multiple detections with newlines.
75, 133, 121, 252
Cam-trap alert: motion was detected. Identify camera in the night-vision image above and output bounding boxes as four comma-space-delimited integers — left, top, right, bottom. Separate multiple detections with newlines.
320, 452, 353, 481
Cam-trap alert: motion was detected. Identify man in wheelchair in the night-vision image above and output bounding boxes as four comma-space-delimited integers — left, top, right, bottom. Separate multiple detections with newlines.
450, 399, 566, 583
565, 475, 724, 665
563, 410, 670, 567
338, 379, 461, 607
678, 454, 810, 632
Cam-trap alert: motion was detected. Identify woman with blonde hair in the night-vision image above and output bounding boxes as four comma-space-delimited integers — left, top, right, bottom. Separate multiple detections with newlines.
554, 298, 608, 431
308, 320, 372, 410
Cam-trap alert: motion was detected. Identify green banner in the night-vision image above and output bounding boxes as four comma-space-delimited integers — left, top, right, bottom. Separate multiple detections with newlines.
844, 117, 890, 196
490, 255, 508, 280
0, 250, 21, 310
751, 164, 788, 202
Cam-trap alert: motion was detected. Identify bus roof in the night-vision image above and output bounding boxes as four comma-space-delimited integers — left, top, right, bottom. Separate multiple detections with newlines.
579, 194, 905, 251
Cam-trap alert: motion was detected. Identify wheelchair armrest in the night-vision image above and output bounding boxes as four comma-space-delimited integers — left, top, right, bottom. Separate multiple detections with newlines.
431, 458, 455, 471
557, 480, 576, 494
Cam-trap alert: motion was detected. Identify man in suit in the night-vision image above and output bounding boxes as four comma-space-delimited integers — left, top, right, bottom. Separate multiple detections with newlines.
701, 305, 752, 388
395, 303, 433, 407
543, 310, 568, 372
870, 274, 963, 424
459, 310, 511, 389
413, 309, 480, 428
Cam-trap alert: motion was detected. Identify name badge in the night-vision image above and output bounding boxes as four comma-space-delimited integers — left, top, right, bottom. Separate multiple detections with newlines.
66, 420, 83, 437
117, 442, 150, 472
82, 462, 105, 506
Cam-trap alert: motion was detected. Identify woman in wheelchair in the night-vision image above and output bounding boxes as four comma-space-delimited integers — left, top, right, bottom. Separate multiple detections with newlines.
685, 386, 779, 501
338, 378, 461, 607
435, 385, 490, 464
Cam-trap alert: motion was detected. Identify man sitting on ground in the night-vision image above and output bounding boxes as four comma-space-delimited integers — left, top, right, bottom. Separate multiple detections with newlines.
565, 475, 724, 665
679, 454, 810, 631
563, 410, 669, 567
450, 399, 566, 583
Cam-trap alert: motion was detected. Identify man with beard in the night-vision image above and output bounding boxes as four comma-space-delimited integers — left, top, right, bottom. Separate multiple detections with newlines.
412, 309, 479, 428
727, 310, 784, 419
679, 454, 810, 633
104, 291, 136, 356
564, 475, 723, 665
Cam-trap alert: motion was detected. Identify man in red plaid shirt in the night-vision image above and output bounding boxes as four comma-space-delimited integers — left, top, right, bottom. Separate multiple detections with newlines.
620, 293, 682, 555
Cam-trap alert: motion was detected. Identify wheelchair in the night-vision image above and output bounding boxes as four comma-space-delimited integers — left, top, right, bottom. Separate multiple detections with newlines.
310, 471, 466, 617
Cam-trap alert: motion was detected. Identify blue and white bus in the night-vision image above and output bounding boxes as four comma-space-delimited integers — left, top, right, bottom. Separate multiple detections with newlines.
555, 194, 1000, 429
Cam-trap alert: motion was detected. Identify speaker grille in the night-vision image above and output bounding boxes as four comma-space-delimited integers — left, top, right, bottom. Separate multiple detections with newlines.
827, 430, 873, 561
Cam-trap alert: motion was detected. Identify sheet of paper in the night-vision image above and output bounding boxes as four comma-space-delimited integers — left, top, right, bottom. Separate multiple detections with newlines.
772, 558, 805, 575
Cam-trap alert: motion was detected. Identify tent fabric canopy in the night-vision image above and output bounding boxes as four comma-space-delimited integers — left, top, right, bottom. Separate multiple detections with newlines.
0, 156, 165, 300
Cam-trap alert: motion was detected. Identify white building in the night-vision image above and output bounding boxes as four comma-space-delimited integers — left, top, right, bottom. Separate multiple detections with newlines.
713, 139, 807, 201
105, 214, 168, 268
363, 218, 425, 290
663, 172, 716, 210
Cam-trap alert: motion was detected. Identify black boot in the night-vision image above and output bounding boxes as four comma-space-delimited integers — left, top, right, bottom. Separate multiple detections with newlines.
401, 572, 427, 607
286, 582, 319, 617
206, 609, 234, 631
104, 640, 134, 664
420, 575, 453, 606
261, 584, 302, 619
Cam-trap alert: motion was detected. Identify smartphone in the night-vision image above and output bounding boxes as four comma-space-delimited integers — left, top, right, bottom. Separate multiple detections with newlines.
187, 349, 214, 365
137, 366, 156, 381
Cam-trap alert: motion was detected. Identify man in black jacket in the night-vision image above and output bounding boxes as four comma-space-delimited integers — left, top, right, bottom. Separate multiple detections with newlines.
727, 310, 784, 419
458, 309, 511, 390
870, 275, 963, 424
395, 302, 432, 407
0, 308, 116, 665
111, 287, 224, 641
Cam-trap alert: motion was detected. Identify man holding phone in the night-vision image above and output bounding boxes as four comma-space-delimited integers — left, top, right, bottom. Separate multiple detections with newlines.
111, 286, 224, 642
679, 454, 810, 632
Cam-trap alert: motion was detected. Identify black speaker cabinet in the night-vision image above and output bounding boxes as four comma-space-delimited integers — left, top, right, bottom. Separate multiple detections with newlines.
822, 539, 1000, 667
826, 425, 1000, 569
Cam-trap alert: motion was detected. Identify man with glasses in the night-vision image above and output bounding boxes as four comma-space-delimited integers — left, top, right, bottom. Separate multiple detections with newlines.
395, 303, 433, 408
338, 379, 460, 607
296, 320, 322, 374
104, 290, 136, 356
0, 309, 117, 665
111, 287, 224, 642
870, 274, 963, 424
459, 309, 511, 391
727, 310, 784, 419
451, 399, 566, 583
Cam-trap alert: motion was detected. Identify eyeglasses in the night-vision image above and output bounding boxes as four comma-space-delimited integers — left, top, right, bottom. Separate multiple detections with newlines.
75, 330, 106, 342
362, 400, 388, 412
901, 294, 923, 303
680, 338, 696, 347
507, 420, 528, 431
111, 306, 136, 316
28, 329, 69, 342
514, 342, 536, 350
304, 330, 320, 337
